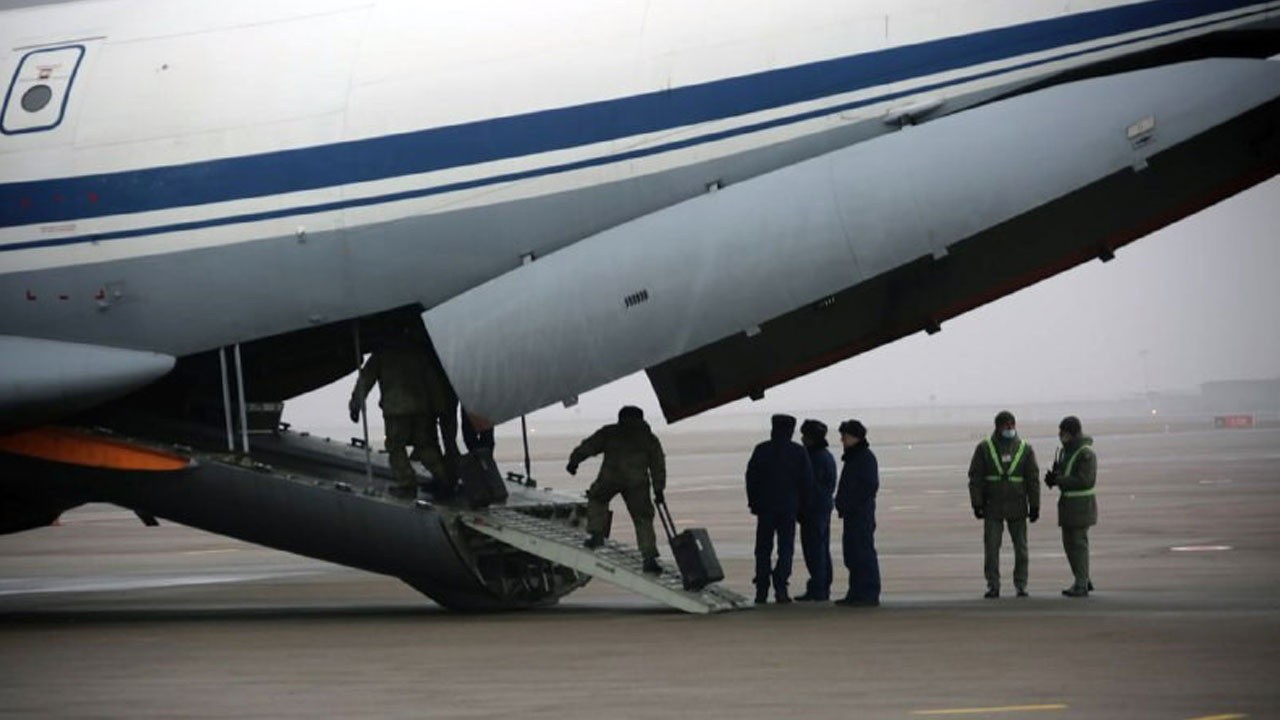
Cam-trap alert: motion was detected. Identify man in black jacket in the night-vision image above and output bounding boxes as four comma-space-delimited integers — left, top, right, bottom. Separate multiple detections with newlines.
796, 419, 837, 602
834, 420, 880, 607
745, 414, 814, 604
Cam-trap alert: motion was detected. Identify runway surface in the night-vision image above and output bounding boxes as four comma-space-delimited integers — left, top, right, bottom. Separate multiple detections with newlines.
1, 423, 1277, 719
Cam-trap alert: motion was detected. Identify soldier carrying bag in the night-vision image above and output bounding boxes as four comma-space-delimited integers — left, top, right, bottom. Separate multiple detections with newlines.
657, 500, 724, 591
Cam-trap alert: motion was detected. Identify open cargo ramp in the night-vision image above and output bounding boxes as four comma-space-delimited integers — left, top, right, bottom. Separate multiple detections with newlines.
458, 507, 751, 614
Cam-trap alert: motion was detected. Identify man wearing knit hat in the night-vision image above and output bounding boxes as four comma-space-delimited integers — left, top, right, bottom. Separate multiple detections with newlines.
796, 419, 837, 602
968, 410, 1040, 598
834, 420, 880, 607
1045, 415, 1097, 597
745, 414, 814, 604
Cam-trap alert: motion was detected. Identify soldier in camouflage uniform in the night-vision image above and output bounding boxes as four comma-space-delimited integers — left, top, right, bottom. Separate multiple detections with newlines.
1045, 415, 1097, 597
349, 324, 459, 498
567, 406, 667, 575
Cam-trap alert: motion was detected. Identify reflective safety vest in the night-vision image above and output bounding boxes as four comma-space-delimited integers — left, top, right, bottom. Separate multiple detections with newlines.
1061, 445, 1096, 498
983, 438, 1027, 484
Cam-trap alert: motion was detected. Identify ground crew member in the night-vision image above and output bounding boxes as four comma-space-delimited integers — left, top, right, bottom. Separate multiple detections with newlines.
567, 406, 666, 575
1045, 416, 1097, 597
834, 420, 880, 607
348, 324, 457, 499
968, 410, 1040, 598
796, 419, 836, 602
746, 414, 814, 605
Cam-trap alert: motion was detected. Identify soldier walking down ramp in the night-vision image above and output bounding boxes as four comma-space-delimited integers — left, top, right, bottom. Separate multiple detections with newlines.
968, 410, 1040, 598
567, 406, 667, 575
349, 324, 457, 499
1046, 415, 1097, 598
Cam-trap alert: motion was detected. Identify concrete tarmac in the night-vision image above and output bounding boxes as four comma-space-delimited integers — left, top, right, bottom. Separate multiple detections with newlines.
1, 423, 1277, 719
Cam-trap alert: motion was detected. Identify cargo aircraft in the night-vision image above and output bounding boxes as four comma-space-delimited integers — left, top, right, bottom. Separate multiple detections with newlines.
2, 0, 1279, 610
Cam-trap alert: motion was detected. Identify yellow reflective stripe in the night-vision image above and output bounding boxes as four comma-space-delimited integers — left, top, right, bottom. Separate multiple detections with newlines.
1009, 440, 1027, 474
1063, 488, 1096, 498
1063, 445, 1092, 477
984, 439, 1002, 474
983, 439, 1027, 481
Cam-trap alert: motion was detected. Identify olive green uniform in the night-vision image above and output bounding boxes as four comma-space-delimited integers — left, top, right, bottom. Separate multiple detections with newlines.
350, 337, 459, 489
570, 417, 667, 560
1052, 436, 1097, 592
968, 434, 1040, 593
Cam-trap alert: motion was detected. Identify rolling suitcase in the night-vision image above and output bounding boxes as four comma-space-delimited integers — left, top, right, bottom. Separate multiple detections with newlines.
459, 449, 508, 509
658, 501, 724, 591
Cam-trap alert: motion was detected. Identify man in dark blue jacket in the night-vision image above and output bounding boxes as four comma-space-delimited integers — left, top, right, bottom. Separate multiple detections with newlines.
796, 419, 837, 601
834, 420, 880, 607
745, 414, 814, 604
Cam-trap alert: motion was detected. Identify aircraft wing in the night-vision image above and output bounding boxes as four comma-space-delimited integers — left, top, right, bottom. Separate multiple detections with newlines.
424, 59, 1280, 424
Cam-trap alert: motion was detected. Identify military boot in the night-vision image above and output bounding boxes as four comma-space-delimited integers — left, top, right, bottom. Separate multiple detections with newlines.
583, 533, 604, 549
642, 557, 662, 575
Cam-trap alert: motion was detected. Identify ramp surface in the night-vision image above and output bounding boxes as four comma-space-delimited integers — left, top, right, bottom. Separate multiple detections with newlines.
458, 507, 751, 614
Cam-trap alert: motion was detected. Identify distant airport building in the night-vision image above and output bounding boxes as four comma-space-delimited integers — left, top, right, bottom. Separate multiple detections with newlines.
1200, 379, 1280, 414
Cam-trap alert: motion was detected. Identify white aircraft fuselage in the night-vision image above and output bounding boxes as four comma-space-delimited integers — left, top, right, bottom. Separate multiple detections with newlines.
3, 1, 1274, 360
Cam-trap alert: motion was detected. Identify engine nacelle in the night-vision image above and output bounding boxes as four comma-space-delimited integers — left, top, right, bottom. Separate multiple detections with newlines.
0, 336, 175, 431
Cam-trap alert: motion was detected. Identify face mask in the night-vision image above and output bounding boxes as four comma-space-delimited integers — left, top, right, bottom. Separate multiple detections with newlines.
1001, 429, 1017, 440
1059, 433, 1071, 445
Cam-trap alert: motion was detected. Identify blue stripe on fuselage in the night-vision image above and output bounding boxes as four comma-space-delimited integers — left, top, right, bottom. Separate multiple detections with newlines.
0, 0, 1265, 236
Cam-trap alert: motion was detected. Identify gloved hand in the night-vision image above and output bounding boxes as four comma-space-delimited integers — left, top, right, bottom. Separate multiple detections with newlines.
653, 489, 665, 505
1044, 470, 1057, 488
348, 398, 361, 423
1029, 508, 1039, 523
973, 506, 984, 520
566, 461, 578, 476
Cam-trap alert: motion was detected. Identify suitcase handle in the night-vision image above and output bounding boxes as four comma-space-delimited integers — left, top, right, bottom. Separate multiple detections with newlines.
656, 500, 679, 542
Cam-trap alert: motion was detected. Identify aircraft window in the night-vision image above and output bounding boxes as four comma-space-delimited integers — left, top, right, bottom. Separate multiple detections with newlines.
21, 85, 53, 113
1, 44, 85, 135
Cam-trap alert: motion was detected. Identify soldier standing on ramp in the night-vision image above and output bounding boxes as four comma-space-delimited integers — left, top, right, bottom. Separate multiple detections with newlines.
567, 406, 667, 575
349, 324, 458, 499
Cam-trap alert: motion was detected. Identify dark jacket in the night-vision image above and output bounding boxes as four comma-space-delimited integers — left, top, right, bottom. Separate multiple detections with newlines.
967, 433, 1040, 520
569, 417, 666, 492
801, 445, 837, 517
1052, 436, 1097, 528
835, 442, 878, 519
745, 417, 813, 517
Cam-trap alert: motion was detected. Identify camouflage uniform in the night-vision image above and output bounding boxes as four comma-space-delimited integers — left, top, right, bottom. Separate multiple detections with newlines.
569, 416, 667, 560
350, 335, 458, 490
